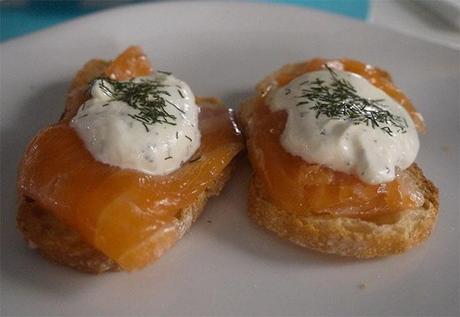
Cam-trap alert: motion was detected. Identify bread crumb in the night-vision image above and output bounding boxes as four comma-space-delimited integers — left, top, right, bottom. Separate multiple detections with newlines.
358, 283, 366, 290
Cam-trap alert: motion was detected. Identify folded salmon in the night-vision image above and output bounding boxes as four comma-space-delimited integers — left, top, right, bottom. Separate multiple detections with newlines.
240, 58, 439, 258
17, 47, 244, 272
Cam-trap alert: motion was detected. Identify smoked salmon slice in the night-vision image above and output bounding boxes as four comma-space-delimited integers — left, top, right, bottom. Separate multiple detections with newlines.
18, 47, 243, 271
247, 59, 425, 218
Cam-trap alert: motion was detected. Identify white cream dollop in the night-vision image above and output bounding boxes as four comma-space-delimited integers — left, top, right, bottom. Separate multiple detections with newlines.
267, 69, 419, 184
70, 73, 200, 175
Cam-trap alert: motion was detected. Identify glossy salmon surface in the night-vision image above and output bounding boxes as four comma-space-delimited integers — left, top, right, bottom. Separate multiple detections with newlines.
248, 59, 424, 218
18, 47, 243, 271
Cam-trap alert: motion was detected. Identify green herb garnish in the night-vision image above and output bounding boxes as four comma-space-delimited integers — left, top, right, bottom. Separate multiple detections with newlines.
93, 75, 181, 131
296, 66, 408, 136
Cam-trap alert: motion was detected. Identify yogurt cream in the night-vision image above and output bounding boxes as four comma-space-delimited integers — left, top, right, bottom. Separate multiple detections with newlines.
71, 72, 200, 175
267, 68, 419, 184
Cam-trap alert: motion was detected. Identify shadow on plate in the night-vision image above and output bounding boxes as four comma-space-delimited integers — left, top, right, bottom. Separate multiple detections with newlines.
220, 89, 254, 110
396, 0, 458, 31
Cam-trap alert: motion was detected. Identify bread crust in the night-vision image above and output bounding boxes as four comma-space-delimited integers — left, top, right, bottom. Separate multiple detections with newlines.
248, 164, 439, 258
17, 163, 233, 273
16, 53, 241, 273
239, 62, 440, 258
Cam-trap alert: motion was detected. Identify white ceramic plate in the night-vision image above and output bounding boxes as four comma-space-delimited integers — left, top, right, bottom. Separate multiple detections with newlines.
1, 1, 459, 316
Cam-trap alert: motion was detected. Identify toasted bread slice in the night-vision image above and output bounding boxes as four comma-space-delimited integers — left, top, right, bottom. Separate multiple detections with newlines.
247, 165, 438, 258
239, 66, 439, 258
16, 47, 243, 272
17, 163, 233, 273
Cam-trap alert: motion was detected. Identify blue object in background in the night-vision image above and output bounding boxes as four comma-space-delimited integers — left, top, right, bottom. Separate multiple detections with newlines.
0, 0, 369, 42
1, 1, 101, 42
257, 0, 369, 19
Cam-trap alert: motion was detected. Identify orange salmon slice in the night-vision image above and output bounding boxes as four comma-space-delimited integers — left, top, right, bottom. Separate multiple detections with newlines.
18, 47, 243, 271
248, 58, 424, 218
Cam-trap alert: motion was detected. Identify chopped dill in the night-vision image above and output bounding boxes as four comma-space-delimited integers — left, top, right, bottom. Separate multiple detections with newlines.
164, 156, 173, 160
296, 66, 408, 136
93, 74, 181, 128
185, 135, 192, 142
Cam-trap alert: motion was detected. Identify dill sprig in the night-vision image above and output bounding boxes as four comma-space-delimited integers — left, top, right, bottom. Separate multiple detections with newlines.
93, 75, 182, 131
296, 66, 408, 136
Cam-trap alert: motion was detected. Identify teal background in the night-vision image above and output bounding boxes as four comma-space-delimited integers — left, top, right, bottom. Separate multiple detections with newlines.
0, 0, 369, 42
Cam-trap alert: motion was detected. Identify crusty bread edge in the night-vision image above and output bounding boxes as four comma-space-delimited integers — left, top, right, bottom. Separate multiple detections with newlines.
17, 90, 239, 273
17, 163, 234, 273
239, 87, 440, 258
248, 164, 439, 258
17, 52, 243, 273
